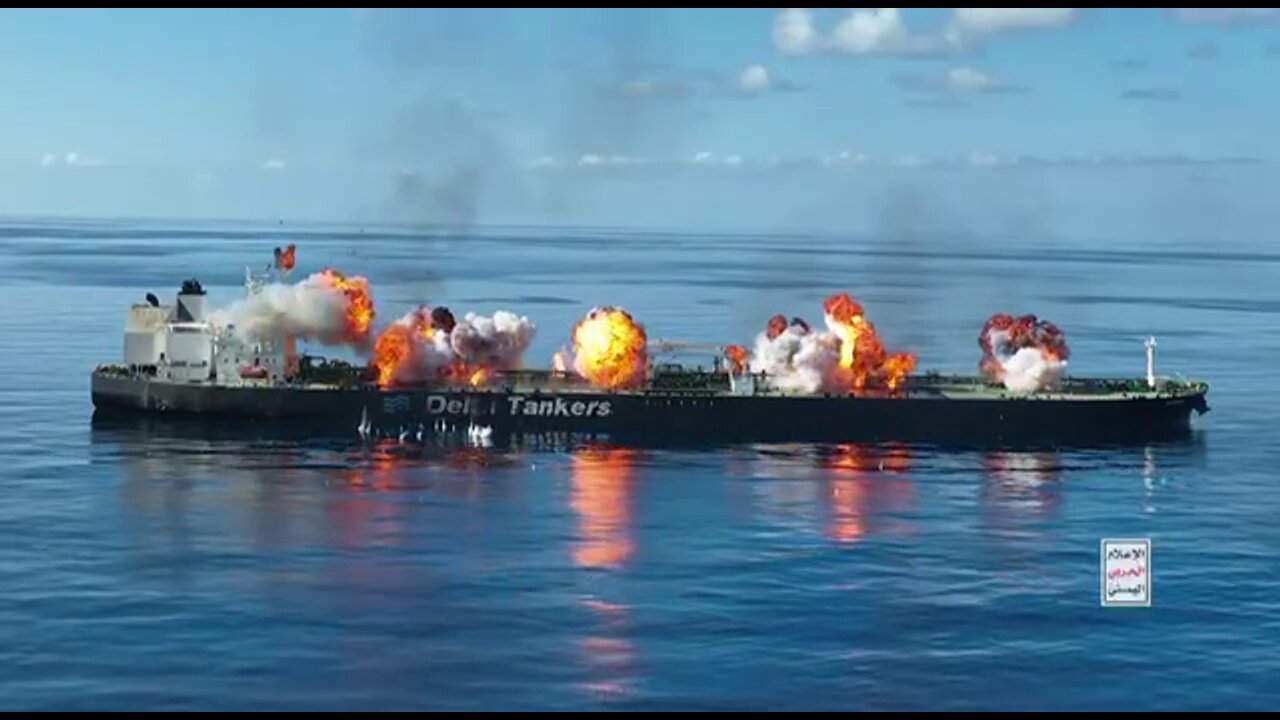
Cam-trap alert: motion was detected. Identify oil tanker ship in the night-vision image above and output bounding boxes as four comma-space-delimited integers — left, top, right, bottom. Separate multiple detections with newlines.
90, 256, 1209, 446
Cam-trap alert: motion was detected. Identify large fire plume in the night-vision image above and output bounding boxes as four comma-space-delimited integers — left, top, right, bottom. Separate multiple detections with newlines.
745, 293, 915, 394
556, 306, 648, 389
210, 266, 375, 348
822, 292, 917, 391
371, 305, 535, 387
978, 313, 1070, 392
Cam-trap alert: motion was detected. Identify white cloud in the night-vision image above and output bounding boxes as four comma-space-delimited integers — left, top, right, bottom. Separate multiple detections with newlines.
688, 152, 746, 168
830, 8, 940, 55
774, 8, 821, 54
577, 154, 643, 167
261, 158, 287, 171
773, 8, 1077, 56
41, 151, 106, 168
526, 150, 1263, 174
949, 8, 1076, 37
737, 64, 771, 93
528, 155, 561, 169
968, 152, 1020, 168
822, 150, 870, 166
947, 66, 996, 92
1172, 8, 1280, 23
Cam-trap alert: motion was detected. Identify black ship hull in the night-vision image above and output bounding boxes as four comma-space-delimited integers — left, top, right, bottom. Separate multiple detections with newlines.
91, 372, 1208, 446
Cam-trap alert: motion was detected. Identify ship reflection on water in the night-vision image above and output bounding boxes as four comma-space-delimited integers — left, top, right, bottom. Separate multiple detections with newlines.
980, 450, 1064, 522
732, 442, 917, 545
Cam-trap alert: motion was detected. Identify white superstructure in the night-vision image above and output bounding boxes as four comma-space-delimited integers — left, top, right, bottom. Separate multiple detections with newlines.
120, 271, 294, 386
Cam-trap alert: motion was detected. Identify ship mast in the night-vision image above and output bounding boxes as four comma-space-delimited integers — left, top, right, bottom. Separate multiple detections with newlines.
1145, 336, 1157, 388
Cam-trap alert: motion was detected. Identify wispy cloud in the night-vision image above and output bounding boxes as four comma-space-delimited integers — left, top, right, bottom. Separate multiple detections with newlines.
904, 96, 970, 110
1121, 87, 1182, 102
261, 158, 287, 171
39, 151, 106, 168
1187, 41, 1220, 60
576, 154, 647, 168
895, 66, 1028, 97
1111, 57, 1150, 70
773, 7, 1078, 56
527, 150, 1261, 173
734, 64, 803, 95
1172, 8, 1280, 23
616, 79, 693, 100
611, 63, 803, 101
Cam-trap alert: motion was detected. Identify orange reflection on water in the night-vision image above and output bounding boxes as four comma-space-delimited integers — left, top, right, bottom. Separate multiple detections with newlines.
825, 443, 915, 544
570, 446, 638, 569
576, 594, 636, 699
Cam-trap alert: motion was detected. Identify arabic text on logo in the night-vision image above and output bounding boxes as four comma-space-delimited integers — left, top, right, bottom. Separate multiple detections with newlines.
1100, 538, 1151, 607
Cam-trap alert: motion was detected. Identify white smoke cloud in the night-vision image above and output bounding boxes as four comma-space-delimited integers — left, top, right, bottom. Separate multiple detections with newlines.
450, 310, 536, 371
380, 307, 536, 385
384, 322, 455, 386
210, 271, 362, 346
998, 346, 1067, 393
748, 325, 844, 394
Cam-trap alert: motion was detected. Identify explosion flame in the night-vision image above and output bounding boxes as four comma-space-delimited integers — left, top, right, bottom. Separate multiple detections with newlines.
370, 305, 535, 388
209, 265, 375, 349
560, 306, 649, 389
743, 292, 916, 394
273, 243, 296, 273
822, 292, 917, 391
978, 313, 1070, 392
314, 268, 375, 345
724, 344, 749, 374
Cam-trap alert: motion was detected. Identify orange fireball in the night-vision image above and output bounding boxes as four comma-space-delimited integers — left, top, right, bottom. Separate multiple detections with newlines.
724, 344, 748, 374
273, 243, 297, 272
316, 268, 374, 344
372, 323, 416, 386
822, 291, 916, 391
570, 306, 648, 389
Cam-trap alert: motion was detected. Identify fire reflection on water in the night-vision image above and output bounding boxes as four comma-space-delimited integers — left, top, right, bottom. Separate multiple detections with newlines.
822, 443, 915, 543
568, 445, 640, 699
732, 442, 917, 545
576, 595, 636, 700
569, 445, 638, 570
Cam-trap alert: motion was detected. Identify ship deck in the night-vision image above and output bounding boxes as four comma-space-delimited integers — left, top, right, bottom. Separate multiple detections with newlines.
187, 376, 1209, 402
93, 365, 1208, 402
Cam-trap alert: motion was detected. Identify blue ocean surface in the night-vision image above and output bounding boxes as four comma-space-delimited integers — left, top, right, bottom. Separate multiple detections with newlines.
1, 218, 1277, 710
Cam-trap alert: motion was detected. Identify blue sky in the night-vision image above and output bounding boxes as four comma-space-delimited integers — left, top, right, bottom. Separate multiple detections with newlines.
4, 7, 1280, 238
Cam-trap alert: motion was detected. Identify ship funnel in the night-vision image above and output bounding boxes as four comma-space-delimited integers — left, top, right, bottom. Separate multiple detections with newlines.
176, 278, 207, 323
